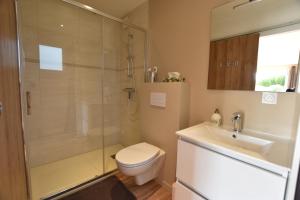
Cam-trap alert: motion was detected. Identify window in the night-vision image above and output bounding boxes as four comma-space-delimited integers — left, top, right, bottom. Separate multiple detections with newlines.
39, 45, 63, 71
255, 27, 300, 92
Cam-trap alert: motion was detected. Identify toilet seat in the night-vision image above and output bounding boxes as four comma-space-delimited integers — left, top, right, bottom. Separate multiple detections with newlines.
116, 143, 160, 168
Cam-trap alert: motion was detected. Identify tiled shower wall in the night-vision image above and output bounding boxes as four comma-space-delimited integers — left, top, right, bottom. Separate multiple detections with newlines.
19, 0, 129, 167
120, 2, 149, 147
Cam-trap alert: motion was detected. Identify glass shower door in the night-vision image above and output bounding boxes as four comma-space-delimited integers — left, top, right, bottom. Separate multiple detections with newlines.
102, 20, 146, 172
18, 0, 105, 199
102, 18, 123, 173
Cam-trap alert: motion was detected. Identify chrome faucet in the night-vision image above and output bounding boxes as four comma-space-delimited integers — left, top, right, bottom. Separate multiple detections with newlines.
232, 112, 243, 138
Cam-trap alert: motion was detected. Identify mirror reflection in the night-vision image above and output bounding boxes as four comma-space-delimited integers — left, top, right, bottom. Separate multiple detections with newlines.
256, 25, 300, 92
209, 0, 300, 92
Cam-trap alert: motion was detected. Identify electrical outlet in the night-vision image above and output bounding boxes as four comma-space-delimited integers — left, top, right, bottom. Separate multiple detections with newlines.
262, 92, 277, 105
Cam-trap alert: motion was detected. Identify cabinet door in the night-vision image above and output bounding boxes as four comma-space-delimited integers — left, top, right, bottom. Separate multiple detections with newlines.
176, 140, 287, 200
208, 33, 259, 90
173, 182, 205, 200
239, 33, 259, 90
208, 39, 227, 89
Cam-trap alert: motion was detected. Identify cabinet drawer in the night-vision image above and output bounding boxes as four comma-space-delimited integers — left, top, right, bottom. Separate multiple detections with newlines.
176, 140, 287, 200
173, 182, 205, 200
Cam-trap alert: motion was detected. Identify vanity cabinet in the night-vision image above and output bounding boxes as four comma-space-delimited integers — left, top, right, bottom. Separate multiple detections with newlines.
208, 33, 259, 90
173, 181, 205, 200
174, 140, 287, 200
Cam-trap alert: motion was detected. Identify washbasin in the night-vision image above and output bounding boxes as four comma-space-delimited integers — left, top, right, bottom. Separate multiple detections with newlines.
176, 121, 291, 179
176, 122, 273, 159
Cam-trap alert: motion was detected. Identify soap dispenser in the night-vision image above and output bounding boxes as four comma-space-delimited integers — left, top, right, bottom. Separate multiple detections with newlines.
211, 109, 222, 127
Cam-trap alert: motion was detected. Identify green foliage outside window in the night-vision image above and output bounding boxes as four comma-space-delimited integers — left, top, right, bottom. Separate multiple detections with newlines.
258, 76, 285, 87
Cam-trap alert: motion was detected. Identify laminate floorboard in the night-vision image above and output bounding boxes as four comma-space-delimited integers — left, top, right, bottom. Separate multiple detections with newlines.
116, 172, 172, 200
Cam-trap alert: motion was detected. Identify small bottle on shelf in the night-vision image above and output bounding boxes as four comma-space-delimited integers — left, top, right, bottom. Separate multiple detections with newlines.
211, 109, 222, 127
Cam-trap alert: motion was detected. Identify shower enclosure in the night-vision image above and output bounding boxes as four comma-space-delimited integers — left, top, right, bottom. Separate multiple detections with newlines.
17, 0, 146, 199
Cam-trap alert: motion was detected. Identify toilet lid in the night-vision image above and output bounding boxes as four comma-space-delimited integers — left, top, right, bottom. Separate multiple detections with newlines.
116, 143, 160, 167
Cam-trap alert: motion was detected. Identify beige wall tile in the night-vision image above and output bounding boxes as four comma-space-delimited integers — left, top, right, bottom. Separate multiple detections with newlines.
117, 2, 148, 147
37, 0, 79, 36
74, 38, 102, 67
78, 9, 102, 41
104, 50, 120, 69
103, 18, 122, 51
19, 0, 38, 27
20, 25, 39, 60
22, 62, 40, 82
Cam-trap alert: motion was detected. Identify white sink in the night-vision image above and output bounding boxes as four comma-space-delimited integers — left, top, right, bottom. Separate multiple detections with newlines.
176, 122, 290, 177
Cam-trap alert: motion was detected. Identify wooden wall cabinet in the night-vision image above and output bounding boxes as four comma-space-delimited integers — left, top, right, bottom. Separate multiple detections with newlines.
208, 33, 259, 90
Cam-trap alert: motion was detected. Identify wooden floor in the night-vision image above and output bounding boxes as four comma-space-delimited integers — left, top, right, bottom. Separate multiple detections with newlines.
116, 172, 172, 200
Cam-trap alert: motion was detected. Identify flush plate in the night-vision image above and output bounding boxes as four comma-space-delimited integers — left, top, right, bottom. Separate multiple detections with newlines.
150, 92, 166, 107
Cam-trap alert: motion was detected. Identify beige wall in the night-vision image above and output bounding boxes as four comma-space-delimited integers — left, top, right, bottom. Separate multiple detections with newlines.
139, 83, 189, 186
149, 0, 300, 140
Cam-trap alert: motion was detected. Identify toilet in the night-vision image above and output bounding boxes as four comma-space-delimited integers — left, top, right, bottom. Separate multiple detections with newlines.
116, 142, 165, 185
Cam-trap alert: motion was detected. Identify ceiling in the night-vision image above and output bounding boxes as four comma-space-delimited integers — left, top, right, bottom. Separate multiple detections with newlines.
76, 0, 148, 18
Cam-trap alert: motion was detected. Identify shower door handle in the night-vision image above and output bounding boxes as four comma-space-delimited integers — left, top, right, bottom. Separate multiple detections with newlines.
26, 91, 31, 115
0, 102, 3, 116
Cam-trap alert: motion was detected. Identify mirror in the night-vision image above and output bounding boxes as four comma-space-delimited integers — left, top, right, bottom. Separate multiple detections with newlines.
208, 0, 300, 92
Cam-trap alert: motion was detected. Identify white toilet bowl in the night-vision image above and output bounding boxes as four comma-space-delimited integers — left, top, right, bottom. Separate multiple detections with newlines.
116, 142, 165, 185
